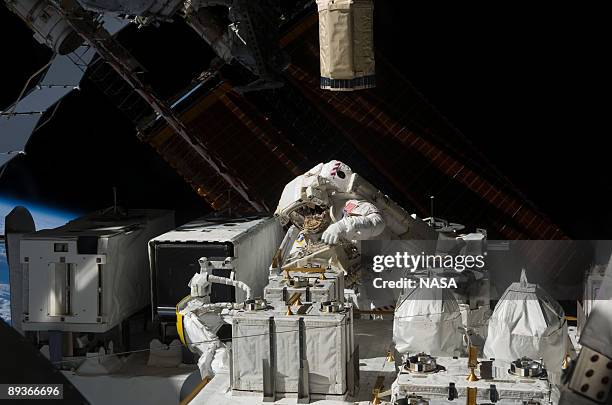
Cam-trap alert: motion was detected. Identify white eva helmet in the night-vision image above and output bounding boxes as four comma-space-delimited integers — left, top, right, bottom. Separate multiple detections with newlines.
274, 161, 355, 229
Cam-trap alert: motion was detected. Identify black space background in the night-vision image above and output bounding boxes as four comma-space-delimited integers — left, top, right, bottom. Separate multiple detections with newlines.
0, 3, 607, 237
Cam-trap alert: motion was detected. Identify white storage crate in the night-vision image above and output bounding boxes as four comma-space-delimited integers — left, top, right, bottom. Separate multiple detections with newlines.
231, 305, 357, 398
148, 216, 283, 320
264, 271, 344, 304
392, 357, 551, 404
19, 209, 174, 333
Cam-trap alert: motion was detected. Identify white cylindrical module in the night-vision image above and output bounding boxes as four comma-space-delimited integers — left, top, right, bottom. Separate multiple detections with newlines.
316, 0, 375, 91
5, 0, 84, 55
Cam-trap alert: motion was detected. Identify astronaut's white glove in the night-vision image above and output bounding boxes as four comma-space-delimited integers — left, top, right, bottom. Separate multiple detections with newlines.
321, 220, 348, 245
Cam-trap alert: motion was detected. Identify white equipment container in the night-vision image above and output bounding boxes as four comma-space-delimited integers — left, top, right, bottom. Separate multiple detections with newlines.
148, 216, 283, 320
316, 0, 375, 91
483, 270, 568, 381
391, 357, 552, 404
231, 304, 357, 399
393, 286, 464, 357
264, 269, 344, 304
19, 209, 174, 333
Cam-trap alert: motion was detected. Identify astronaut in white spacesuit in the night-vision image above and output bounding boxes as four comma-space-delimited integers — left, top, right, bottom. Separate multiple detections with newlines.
276, 161, 394, 268
275, 160, 412, 248
274, 160, 436, 310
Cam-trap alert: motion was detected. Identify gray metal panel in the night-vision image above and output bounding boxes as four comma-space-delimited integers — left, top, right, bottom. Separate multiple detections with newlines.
0, 16, 128, 167
77, 0, 178, 15
40, 52, 93, 87
12, 87, 76, 114
0, 48, 93, 163
0, 115, 39, 153
100, 14, 130, 35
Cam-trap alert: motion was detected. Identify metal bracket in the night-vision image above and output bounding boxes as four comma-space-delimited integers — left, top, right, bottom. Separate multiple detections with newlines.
297, 317, 310, 403
262, 317, 276, 402
489, 384, 499, 403
448, 382, 458, 400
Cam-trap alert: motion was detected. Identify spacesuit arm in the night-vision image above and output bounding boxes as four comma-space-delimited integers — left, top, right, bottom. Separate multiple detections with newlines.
322, 210, 385, 244
343, 212, 385, 240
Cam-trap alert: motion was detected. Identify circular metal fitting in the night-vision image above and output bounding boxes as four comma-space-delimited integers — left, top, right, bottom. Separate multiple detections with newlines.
320, 300, 343, 313
405, 353, 438, 374
244, 298, 267, 311
288, 277, 310, 288
509, 357, 544, 377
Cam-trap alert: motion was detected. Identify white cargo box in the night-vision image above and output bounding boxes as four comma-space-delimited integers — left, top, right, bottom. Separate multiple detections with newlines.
231, 305, 357, 398
19, 209, 174, 333
148, 216, 283, 320
264, 271, 344, 304
392, 357, 551, 404
316, 0, 375, 91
